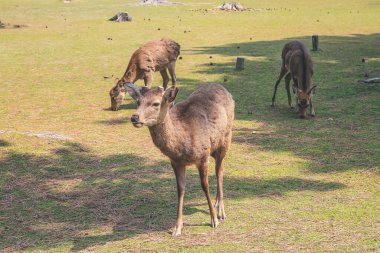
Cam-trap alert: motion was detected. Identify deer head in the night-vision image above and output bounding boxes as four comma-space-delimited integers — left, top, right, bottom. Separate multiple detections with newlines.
296, 85, 316, 118
125, 83, 178, 128
109, 78, 126, 111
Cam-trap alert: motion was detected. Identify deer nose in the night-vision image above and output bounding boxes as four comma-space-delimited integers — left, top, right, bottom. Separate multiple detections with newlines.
131, 114, 139, 123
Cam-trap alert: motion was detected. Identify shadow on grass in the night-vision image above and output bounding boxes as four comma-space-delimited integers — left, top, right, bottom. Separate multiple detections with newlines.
102, 100, 137, 112
96, 116, 130, 125
0, 141, 345, 251
0, 139, 10, 147
186, 33, 380, 173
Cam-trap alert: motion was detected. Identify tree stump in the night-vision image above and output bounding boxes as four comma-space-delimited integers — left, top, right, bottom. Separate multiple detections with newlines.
312, 35, 319, 51
236, 57, 245, 70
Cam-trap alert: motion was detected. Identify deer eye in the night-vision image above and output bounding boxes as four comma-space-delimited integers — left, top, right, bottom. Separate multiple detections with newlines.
152, 102, 160, 107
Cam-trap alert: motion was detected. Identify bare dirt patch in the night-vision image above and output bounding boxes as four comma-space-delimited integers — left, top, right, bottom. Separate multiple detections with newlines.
0, 130, 73, 141
138, 0, 181, 5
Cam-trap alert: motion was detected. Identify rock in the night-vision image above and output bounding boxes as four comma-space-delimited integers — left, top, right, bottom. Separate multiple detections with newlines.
364, 77, 380, 83
109, 12, 132, 22
216, 2, 258, 11
218, 2, 245, 11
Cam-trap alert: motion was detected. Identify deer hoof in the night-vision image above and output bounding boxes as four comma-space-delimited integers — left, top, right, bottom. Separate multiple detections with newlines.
211, 217, 219, 228
172, 225, 182, 237
215, 202, 226, 220
218, 212, 226, 220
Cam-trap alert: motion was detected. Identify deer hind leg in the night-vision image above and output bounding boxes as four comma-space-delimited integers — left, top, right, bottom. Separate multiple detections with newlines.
272, 66, 288, 106
171, 161, 186, 237
198, 158, 219, 228
285, 74, 293, 108
160, 69, 170, 90
167, 61, 177, 86
213, 148, 227, 220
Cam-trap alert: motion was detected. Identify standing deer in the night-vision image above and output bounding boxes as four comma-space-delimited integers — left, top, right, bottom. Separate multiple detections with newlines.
110, 38, 180, 111
125, 83, 235, 236
271, 41, 316, 118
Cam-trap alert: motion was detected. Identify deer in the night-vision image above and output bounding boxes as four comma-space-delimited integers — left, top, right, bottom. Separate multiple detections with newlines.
110, 38, 180, 111
271, 40, 316, 118
124, 83, 235, 236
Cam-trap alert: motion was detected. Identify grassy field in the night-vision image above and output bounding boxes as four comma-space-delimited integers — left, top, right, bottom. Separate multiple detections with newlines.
0, 0, 379, 252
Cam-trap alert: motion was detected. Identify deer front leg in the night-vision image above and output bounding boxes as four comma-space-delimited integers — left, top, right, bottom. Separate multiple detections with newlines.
143, 71, 154, 88
167, 61, 177, 87
310, 98, 316, 117
171, 161, 186, 237
160, 69, 170, 90
271, 67, 287, 107
198, 159, 219, 228
285, 75, 293, 108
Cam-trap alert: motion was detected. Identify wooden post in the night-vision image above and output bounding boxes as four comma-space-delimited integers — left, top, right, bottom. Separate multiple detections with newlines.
236, 57, 245, 70
312, 35, 319, 51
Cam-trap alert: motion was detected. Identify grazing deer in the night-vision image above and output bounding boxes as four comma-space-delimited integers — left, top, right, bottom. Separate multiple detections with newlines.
110, 38, 180, 111
271, 41, 316, 118
125, 83, 235, 236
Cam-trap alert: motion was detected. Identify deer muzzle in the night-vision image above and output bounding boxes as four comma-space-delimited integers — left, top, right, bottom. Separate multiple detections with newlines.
131, 114, 144, 127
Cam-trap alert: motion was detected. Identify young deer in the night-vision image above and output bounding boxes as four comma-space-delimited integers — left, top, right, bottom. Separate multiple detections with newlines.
125, 83, 235, 236
271, 41, 316, 118
110, 38, 180, 111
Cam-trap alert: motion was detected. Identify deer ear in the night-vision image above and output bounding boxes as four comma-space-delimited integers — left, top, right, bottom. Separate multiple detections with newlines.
124, 83, 141, 101
308, 85, 317, 95
163, 86, 179, 103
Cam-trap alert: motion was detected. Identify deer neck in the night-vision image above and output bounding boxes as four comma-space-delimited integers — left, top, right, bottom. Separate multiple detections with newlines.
122, 63, 139, 83
148, 109, 180, 156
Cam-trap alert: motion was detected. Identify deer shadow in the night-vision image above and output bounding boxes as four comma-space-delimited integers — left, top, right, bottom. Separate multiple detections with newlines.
0, 141, 345, 251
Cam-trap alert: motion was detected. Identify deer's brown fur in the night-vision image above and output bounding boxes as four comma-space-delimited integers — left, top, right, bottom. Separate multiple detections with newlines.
125, 83, 234, 236
271, 41, 316, 118
110, 38, 180, 110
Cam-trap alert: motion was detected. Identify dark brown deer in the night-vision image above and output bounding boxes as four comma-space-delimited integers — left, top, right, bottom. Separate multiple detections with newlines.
271, 41, 316, 118
125, 83, 234, 236
110, 38, 180, 111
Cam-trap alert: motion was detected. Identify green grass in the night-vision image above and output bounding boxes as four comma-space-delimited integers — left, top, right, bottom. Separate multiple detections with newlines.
0, 0, 379, 252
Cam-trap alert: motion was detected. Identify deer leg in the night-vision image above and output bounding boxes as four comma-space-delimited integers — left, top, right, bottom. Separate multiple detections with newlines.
167, 61, 177, 87
271, 67, 287, 106
214, 149, 226, 220
285, 75, 293, 108
295, 96, 300, 114
143, 71, 154, 88
310, 98, 316, 117
160, 69, 170, 90
198, 159, 219, 228
171, 161, 186, 237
